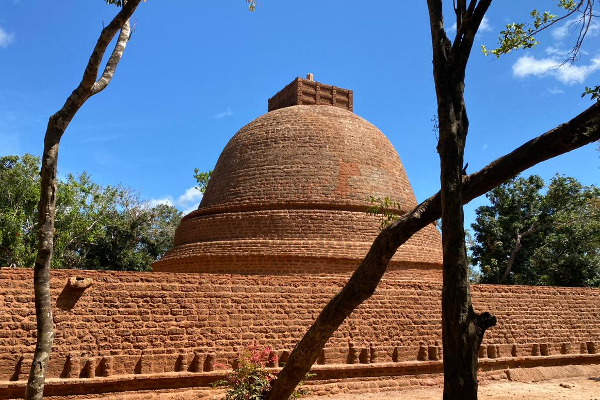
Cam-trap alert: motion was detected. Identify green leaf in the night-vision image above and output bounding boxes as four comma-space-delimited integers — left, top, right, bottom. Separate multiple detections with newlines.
582, 86, 600, 101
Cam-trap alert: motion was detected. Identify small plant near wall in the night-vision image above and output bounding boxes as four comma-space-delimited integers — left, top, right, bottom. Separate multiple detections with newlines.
366, 196, 402, 229
214, 344, 311, 400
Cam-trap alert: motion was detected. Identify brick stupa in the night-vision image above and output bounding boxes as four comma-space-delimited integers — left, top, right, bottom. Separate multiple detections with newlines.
153, 76, 443, 277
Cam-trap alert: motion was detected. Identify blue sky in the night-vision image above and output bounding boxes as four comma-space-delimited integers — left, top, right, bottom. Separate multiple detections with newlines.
0, 1, 598, 229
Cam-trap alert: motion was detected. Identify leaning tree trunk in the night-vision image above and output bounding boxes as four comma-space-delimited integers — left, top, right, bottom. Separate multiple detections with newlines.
500, 222, 542, 283
25, 2, 141, 398
266, 99, 600, 400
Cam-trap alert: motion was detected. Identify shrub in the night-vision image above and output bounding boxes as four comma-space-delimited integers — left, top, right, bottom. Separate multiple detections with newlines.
214, 344, 310, 400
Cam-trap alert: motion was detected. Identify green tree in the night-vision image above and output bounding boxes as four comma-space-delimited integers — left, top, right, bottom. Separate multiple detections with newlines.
482, 0, 598, 100
85, 197, 182, 272
472, 175, 600, 287
0, 154, 40, 268
53, 173, 122, 270
0, 154, 182, 272
482, 0, 593, 61
193, 169, 213, 194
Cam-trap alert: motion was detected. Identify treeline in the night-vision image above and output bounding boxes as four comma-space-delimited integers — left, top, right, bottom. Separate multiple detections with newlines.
470, 174, 600, 287
0, 154, 182, 271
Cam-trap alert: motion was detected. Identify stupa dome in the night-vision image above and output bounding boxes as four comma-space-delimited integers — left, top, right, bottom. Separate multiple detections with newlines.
153, 77, 442, 277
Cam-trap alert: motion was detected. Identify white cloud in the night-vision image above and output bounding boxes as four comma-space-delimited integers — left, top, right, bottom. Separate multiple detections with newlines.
0, 25, 14, 48
447, 16, 490, 35
590, 20, 600, 37
547, 87, 564, 95
513, 56, 558, 77
182, 204, 198, 215
210, 108, 233, 119
148, 197, 174, 207
479, 16, 492, 32
557, 57, 600, 84
177, 187, 203, 205
552, 19, 574, 41
544, 46, 567, 56
512, 55, 600, 85
448, 22, 457, 35
149, 186, 203, 215
552, 18, 600, 42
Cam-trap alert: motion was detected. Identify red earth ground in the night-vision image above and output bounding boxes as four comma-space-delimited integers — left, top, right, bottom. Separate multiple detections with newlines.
74, 365, 600, 400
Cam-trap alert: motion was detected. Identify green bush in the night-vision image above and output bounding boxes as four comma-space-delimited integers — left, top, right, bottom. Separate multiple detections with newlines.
214, 345, 310, 400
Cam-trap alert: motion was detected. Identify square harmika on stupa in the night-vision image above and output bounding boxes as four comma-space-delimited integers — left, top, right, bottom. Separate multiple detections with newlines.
1, 76, 599, 400
153, 75, 443, 278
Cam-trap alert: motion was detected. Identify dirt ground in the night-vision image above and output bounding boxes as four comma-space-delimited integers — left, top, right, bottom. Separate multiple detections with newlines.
71, 364, 600, 400
303, 376, 600, 400
79, 375, 600, 400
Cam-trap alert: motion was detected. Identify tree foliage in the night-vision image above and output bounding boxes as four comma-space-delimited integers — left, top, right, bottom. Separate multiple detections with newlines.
365, 196, 402, 229
193, 169, 213, 194
582, 85, 600, 101
482, 0, 595, 62
0, 154, 182, 271
471, 174, 600, 287
483, 0, 598, 100
0, 154, 40, 269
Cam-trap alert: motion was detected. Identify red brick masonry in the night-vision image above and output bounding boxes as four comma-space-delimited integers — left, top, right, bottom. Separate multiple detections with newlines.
155, 105, 443, 275
268, 77, 353, 112
1, 268, 599, 398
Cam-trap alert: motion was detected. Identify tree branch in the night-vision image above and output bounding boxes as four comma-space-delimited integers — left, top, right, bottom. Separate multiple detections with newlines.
571, 1, 595, 62
427, 0, 450, 69
452, 0, 492, 71
81, 1, 140, 90
463, 102, 600, 198
456, 0, 467, 32
92, 20, 131, 95
64, 219, 100, 250
51, 0, 142, 133
466, 0, 477, 17
500, 220, 548, 283
475, 311, 497, 332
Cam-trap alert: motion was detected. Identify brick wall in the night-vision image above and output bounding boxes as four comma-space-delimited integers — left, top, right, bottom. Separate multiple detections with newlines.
1, 268, 599, 397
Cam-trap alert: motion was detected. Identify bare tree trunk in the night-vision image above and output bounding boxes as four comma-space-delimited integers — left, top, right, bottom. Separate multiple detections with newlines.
266, 100, 600, 399
500, 223, 541, 283
427, 2, 497, 398
25, 2, 141, 398
501, 232, 523, 283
